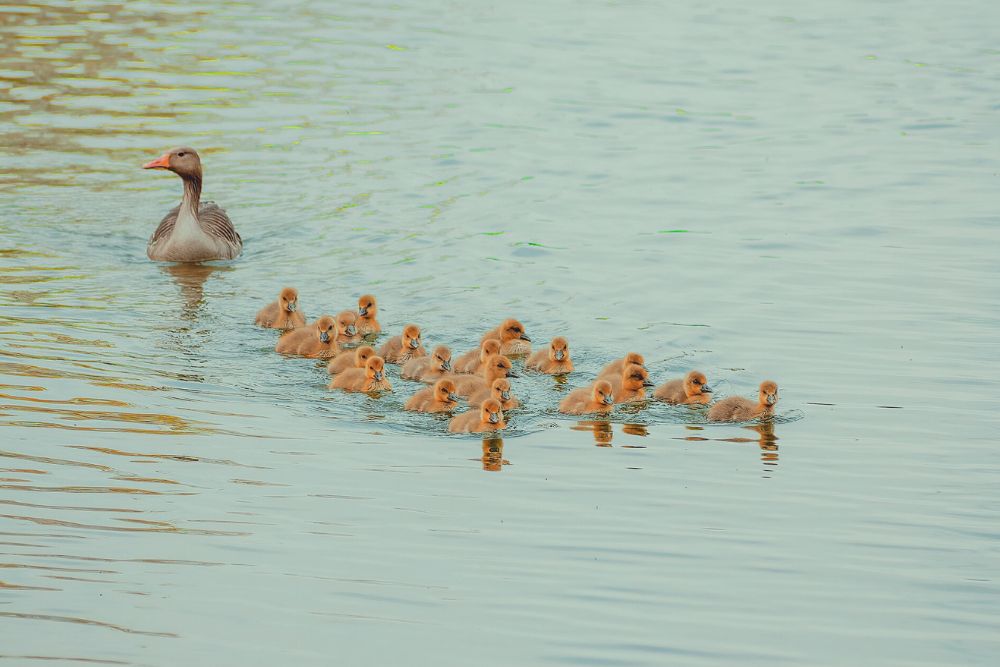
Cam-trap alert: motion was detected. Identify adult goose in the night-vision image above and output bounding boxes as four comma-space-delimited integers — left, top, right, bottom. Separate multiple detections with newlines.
142, 147, 242, 262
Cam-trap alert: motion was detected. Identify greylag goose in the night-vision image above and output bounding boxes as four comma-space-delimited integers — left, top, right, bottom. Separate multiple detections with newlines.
143, 147, 242, 262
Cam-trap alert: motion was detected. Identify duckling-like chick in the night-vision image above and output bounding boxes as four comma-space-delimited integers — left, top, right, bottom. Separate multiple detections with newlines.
708, 381, 779, 422
334, 310, 361, 344
329, 356, 392, 393
356, 294, 381, 336
468, 378, 520, 412
378, 324, 427, 364
526, 336, 574, 374
449, 354, 517, 397
326, 345, 375, 375
452, 338, 501, 375
654, 370, 713, 405
449, 398, 506, 434
607, 363, 655, 404
404, 378, 460, 413
559, 380, 615, 415
599, 352, 646, 379
481, 319, 531, 356
401, 345, 452, 382
255, 287, 305, 329
275, 315, 339, 358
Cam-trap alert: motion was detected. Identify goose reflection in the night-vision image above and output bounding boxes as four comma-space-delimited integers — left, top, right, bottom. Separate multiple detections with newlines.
162, 263, 230, 322
481, 436, 508, 471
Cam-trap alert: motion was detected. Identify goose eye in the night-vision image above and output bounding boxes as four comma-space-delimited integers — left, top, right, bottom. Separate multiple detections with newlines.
177, 152, 186, 157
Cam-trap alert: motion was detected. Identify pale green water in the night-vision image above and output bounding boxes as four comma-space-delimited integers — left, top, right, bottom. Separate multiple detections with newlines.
1, 0, 999, 665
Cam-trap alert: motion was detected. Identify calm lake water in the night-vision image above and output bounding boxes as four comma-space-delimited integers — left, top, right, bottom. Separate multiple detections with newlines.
2, 1, 998, 665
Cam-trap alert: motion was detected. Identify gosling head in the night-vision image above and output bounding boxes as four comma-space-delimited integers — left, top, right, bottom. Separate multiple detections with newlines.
365, 356, 386, 382
624, 352, 646, 370
484, 354, 516, 379
402, 324, 422, 350
315, 316, 336, 343
278, 287, 299, 313
622, 363, 654, 392
358, 294, 377, 318
499, 318, 530, 343
353, 345, 375, 367
549, 336, 570, 362
480, 398, 503, 425
434, 378, 459, 404
431, 345, 452, 371
759, 380, 779, 407
336, 310, 358, 337
684, 370, 712, 397
480, 338, 502, 360
143, 146, 202, 179
491, 378, 512, 402
593, 380, 614, 406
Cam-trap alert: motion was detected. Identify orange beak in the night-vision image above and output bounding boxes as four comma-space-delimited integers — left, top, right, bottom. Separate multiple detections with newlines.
143, 153, 171, 170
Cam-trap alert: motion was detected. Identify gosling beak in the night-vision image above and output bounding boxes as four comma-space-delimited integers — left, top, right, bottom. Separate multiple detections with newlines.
520, 334, 531, 342
501, 391, 511, 400
359, 307, 368, 316
287, 301, 297, 313
488, 413, 500, 424
142, 153, 171, 170
767, 394, 777, 406
441, 360, 452, 371
702, 385, 712, 393
319, 331, 330, 343
507, 370, 519, 378
374, 371, 384, 381
448, 394, 460, 403
346, 326, 357, 336
554, 350, 565, 361
642, 379, 655, 388
409, 339, 420, 349
604, 395, 615, 405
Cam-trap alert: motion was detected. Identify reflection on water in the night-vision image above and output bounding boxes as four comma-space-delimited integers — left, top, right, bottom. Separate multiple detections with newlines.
162, 263, 229, 323
480, 436, 508, 471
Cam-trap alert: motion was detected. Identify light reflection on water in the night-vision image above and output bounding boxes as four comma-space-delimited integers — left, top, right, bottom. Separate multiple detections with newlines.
2, 0, 999, 665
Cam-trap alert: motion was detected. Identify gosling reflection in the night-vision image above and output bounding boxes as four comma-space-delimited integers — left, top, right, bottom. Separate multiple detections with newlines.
571, 420, 614, 447
481, 436, 509, 471
688, 422, 780, 471
162, 263, 228, 322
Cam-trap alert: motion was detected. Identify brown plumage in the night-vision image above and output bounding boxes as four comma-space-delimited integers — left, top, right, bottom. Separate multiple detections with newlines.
654, 370, 713, 405
335, 310, 361, 344
526, 336, 574, 374
275, 315, 339, 358
255, 287, 305, 329
448, 354, 517, 397
606, 363, 654, 404
449, 398, 506, 434
401, 345, 452, 382
142, 147, 242, 262
559, 380, 615, 415
708, 381, 779, 422
404, 378, 460, 413
326, 345, 375, 375
599, 352, 646, 379
452, 338, 501, 375
480, 319, 531, 356
356, 294, 381, 336
378, 324, 426, 364
328, 356, 392, 393
468, 378, 520, 412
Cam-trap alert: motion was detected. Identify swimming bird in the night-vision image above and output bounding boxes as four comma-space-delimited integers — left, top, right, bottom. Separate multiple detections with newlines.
356, 294, 381, 335
526, 336, 574, 374
559, 380, 615, 415
449, 354, 517, 397
335, 310, 361, 344
378, 324, 426, 364
708, 381, 779, 422
326, 345, 375, 375
654, 370, 713, 405
480, 319, 531, 356
404, 378, 461, 413
254, 287, 305, 330
468, 378, 520, 412
606, 363, 654, 404
449, 398, 506, 434
401, 345, 452, 382
452, 338, 501, 375
599, 352, 646, 378
275, 315, 339, 358
142, 147, 242, 262
328, 355, 392, 393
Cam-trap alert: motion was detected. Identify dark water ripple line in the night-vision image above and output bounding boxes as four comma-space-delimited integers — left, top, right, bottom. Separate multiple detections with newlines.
0, 513, 247, 536
0, 611, 177, 638
0, 655, 130, 665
